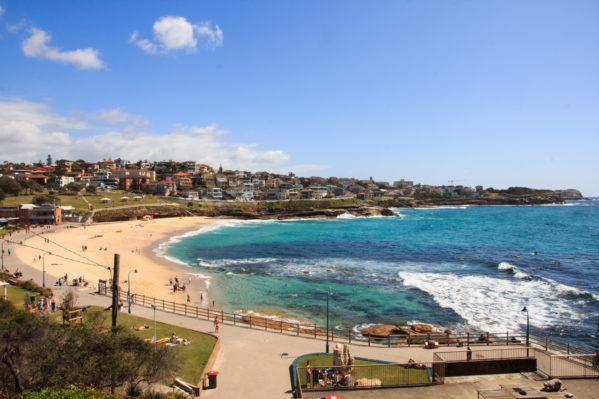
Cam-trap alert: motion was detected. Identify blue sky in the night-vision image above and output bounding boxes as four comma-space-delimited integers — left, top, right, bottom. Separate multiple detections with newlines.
0, 1, 598, 195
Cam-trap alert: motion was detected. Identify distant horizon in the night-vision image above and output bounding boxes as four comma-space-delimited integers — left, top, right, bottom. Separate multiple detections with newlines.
1, 1, 598, 196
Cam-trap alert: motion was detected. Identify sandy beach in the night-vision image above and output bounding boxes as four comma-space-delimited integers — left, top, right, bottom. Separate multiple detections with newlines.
12, 216, 217, 305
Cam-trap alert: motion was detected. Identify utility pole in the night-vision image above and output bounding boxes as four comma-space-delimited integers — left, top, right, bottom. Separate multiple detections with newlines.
112, 254, 120, 328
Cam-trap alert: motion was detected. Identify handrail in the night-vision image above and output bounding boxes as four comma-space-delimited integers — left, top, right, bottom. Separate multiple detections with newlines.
96, 284, 597, 354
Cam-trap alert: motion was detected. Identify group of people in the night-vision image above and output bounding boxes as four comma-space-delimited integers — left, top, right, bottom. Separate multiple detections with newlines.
26, 295, 56, 313
305, 361, 352, 388
169, 275, 189, 293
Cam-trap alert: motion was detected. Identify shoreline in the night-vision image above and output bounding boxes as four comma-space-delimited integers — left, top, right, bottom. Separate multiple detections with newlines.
13, 216, 220, 307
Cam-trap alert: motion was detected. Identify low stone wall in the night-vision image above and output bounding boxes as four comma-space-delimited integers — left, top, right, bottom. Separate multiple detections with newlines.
438, 358, 537, 377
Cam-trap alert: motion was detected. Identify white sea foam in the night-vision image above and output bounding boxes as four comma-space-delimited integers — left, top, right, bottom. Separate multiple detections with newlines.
497, 263, 599, 300
497, 262, 531, 280
497, 262, 516, 271
337, 212, 356, 219
413, 205, 469, 210
398, 271, 582, 332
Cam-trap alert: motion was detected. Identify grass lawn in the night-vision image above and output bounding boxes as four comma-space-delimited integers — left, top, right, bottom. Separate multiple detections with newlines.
296, 353, 431, 388
4, 283, 35, 305
92, 307, 217, 384
83, 192, 179, 210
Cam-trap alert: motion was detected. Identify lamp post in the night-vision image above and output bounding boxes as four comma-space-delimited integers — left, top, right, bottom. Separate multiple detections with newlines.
151, 303, 158, 345
522, 306, 530, 357
326, 287, 332, 353
1, 240, 5, 271
127, 268, 138, 314
42, 252, 52, 288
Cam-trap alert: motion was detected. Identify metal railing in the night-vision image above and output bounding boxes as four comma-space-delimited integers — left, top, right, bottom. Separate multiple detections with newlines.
535, 351, 599, 379
96, 284, 596, 361
434, 347, 530, 362
296, 362, 436, 394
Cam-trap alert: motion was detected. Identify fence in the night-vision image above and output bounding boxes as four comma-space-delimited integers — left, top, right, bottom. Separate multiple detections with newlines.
296, 362, 436, 395
96, 283, 596, 363
535, 351, 599, 379
434, 347, 530, 363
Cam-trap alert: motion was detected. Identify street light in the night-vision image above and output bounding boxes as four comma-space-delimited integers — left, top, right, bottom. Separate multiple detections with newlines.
127, 268, 138, 314
522, 306, 530, 357
1, 240, 5, 271
151, 303, 158, 345
42, 252, 52, 288
326, 287, 332, 353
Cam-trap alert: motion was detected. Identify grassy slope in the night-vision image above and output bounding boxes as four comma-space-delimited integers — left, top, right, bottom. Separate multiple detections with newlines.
0, 191, 178, 212
2, 286, 216, 385
96, 307, 217, 384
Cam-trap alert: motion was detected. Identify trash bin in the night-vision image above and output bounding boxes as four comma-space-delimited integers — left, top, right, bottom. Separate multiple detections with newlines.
207, 371, 218, 389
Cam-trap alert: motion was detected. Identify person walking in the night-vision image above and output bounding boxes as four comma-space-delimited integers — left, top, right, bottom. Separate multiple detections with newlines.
214, 315, 220, 333
306, 361, 311, 387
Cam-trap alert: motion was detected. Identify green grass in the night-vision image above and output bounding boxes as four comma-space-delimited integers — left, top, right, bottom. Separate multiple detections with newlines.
83, 192, 179, 210
0, 289, 217, 385
296, 353, 431, 388
93, 307, 217, 384
4, 283, 35, 304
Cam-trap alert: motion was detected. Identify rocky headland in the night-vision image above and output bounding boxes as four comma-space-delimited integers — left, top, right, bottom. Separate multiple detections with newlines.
89, 189, 583, 223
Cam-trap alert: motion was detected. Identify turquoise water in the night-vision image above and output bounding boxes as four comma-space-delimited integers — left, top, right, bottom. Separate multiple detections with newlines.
162, 201, 599, 348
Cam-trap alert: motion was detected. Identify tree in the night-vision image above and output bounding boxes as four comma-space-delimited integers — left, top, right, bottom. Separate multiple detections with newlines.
46, 154, 52, 166
0, 176, 22, 196
53, 166, 67, 177
218, 164, 223, 174
0, 302, 178, 396
86, 185, 97, 194
0, 189, 5, 202
65, 182, 83, 193
32, 195, 60, 206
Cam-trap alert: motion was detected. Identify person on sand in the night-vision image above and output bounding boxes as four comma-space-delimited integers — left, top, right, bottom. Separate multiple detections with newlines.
186, 294, 191, 303
214, 315, 219, 333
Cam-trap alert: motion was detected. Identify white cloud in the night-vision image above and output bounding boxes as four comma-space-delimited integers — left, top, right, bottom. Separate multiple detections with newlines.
7, 19, 26, 33
0, 99, 290, 171
0, 5, 5, 17
130, 16, 223, 54
22, 27, 105, 70
75, 108, 150, 127
128, 31, 158, 55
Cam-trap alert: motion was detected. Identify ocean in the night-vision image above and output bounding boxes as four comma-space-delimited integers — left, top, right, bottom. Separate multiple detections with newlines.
158, 200, 599, 349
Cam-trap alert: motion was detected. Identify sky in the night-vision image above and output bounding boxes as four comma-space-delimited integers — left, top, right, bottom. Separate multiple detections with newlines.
0, 1, 598, 195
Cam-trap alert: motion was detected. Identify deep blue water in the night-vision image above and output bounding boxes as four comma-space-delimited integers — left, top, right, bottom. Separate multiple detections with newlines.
162, 201, 599, 348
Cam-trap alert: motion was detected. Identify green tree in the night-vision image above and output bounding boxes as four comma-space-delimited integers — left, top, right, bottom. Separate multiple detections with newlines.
46, 154, 52, 166
0, 302, 178, 396
32, 195, 60, 206
65, 182, 83, 193
86, 184, 97, 194
0, 176, 22, 196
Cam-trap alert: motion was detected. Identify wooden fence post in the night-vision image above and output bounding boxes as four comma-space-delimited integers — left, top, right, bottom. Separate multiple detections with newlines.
221, 310, 224, 324
296, 323, 299, 336
349, 328, 351, 344
249, 314, 252, 328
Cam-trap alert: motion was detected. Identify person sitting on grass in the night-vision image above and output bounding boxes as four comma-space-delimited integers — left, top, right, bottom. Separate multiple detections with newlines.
169, 332, 177, 344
